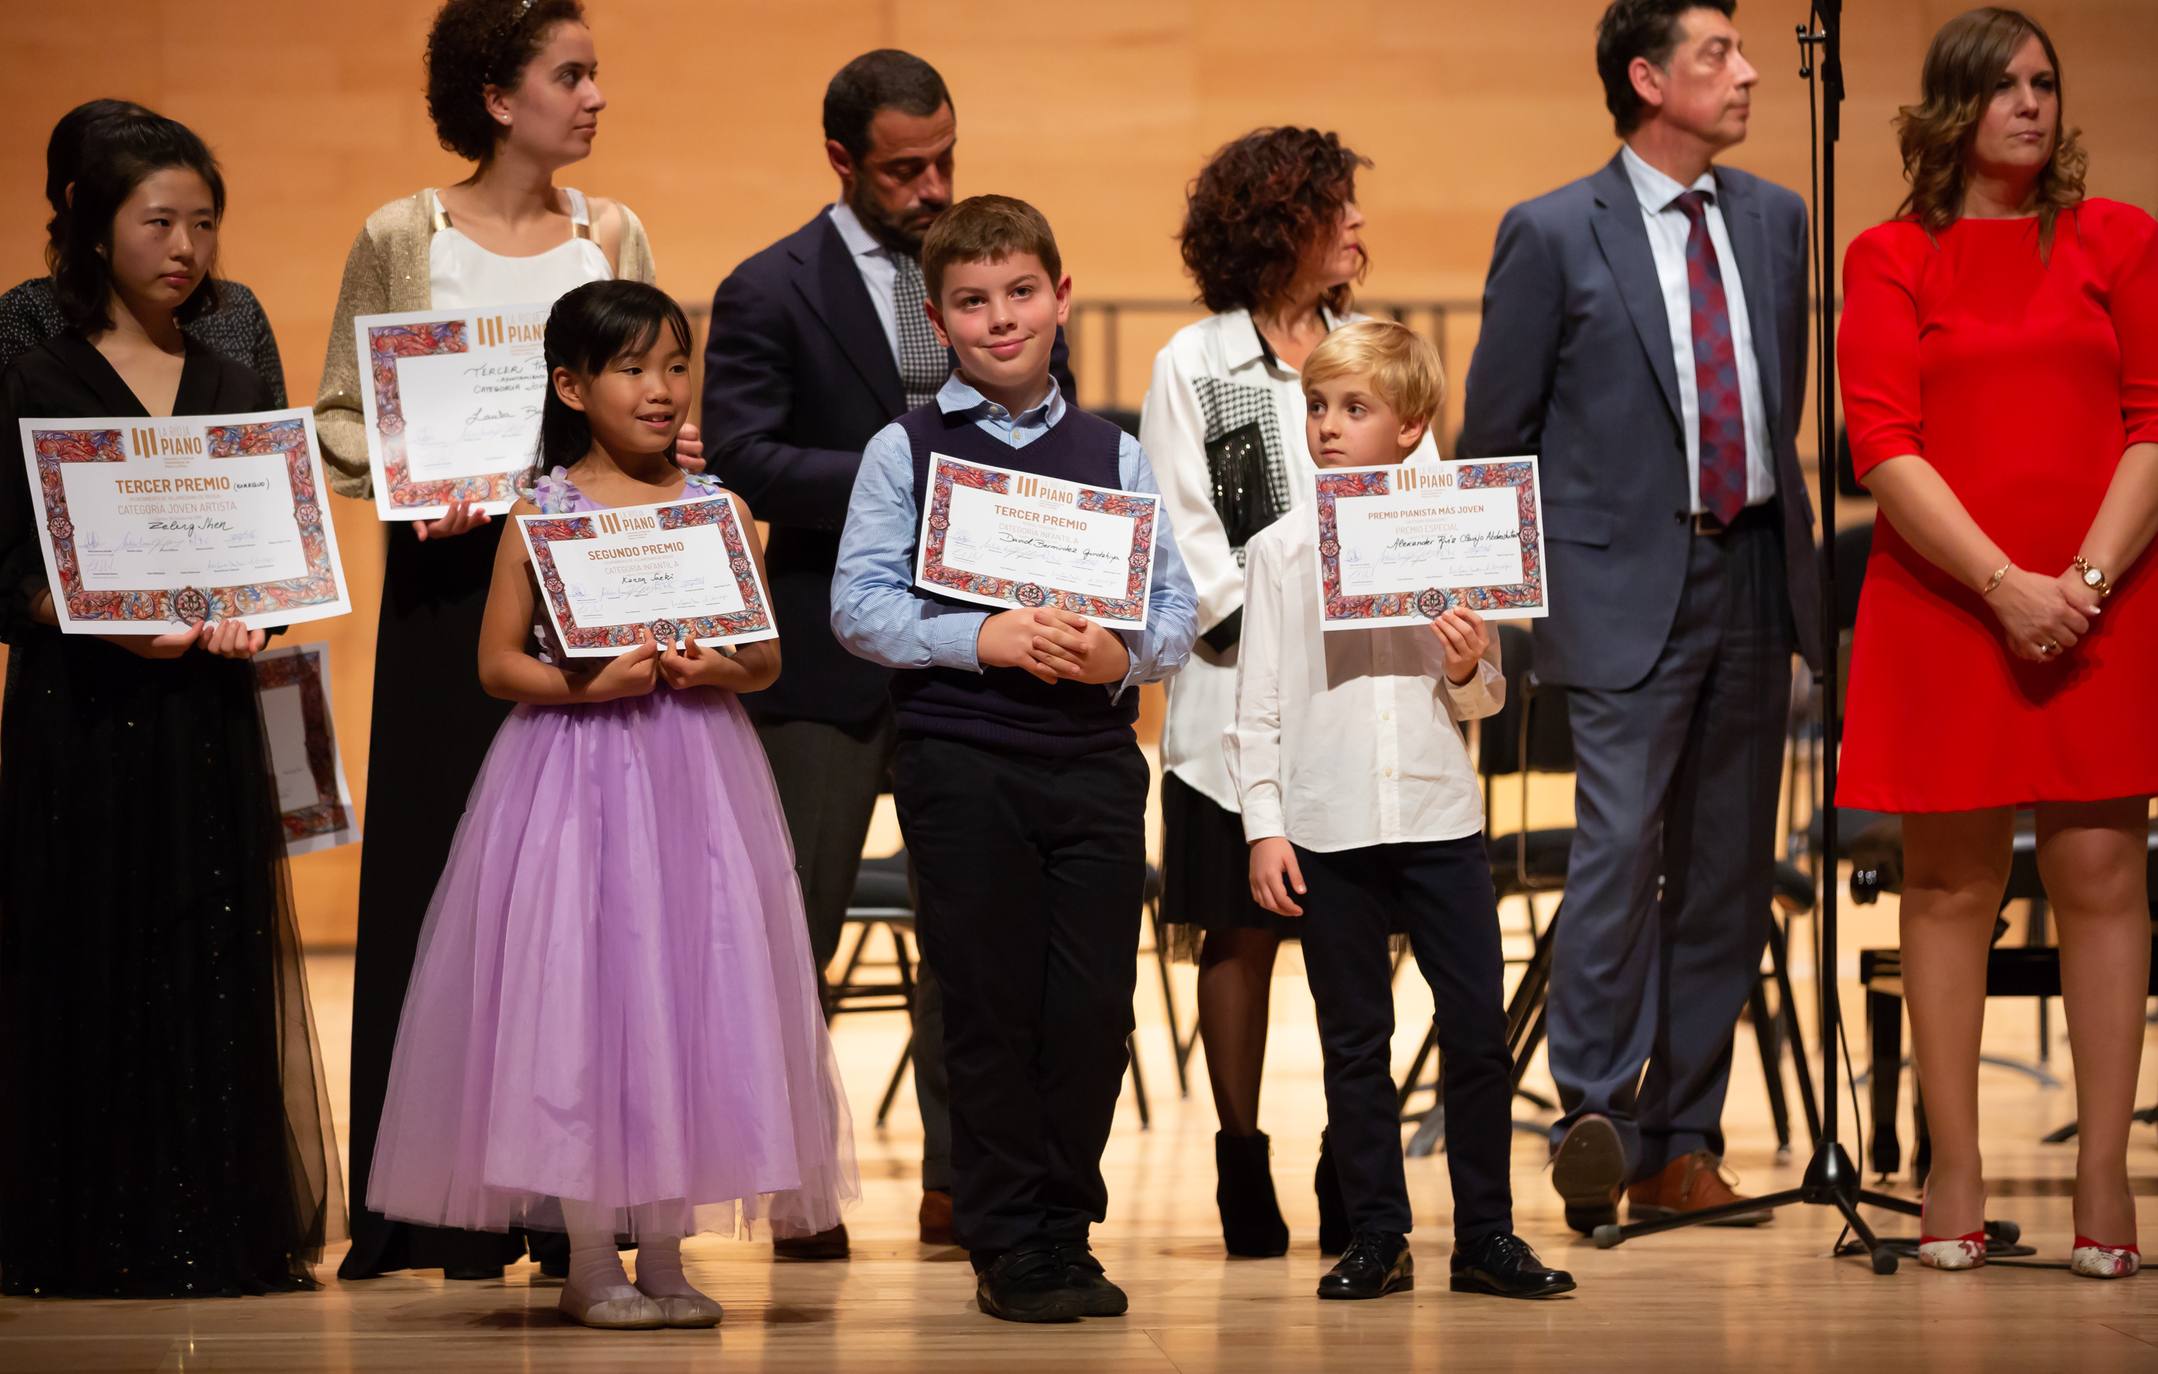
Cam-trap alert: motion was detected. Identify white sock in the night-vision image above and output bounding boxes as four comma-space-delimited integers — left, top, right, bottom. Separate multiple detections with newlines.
561, 1201, 636, 1299
632, 1234, 709, 1301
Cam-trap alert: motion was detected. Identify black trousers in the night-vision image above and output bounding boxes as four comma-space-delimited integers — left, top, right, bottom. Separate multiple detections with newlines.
893, 734, 1148, 1259
756, 706, 951, 1190
1297, 836, 1513, 1242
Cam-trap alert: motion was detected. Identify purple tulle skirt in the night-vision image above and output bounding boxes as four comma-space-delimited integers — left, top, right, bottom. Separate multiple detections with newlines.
368, 687, 856, 1240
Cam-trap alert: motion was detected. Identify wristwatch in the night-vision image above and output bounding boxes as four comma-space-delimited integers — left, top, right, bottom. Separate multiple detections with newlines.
2072, 555, 2112, 599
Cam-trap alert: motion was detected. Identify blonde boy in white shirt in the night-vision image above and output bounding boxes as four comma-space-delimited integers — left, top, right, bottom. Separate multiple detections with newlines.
1227, 320, 1574, 1303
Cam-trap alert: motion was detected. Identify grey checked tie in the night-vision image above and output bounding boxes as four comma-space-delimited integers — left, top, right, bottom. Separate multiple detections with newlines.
892, 254, 948, 410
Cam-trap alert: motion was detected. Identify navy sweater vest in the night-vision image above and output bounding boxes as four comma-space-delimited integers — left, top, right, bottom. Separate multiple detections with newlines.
891, 401, 1140, 757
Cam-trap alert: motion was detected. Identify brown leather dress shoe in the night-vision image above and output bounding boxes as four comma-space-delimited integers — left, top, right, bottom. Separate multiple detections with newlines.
773, 1222, 851, 1260
919, 1188, 957, 1246
1626, 1151, 1772, 1226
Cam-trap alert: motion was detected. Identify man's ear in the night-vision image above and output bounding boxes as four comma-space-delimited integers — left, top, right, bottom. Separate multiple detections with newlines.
825, 138, 856, 187
1052, 274, 1073, 328
1628, 55, 1668, 119
925, 298, 953, 351
552, 366, 588, 413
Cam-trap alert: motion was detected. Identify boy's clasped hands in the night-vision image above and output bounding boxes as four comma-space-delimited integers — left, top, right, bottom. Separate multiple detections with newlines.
977, 606, 1131, 685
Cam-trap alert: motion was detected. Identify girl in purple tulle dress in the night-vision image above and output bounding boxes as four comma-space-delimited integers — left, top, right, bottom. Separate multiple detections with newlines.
368, 280, 856, 1331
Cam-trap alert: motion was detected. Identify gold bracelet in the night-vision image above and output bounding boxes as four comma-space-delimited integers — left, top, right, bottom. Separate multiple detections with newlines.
1981, 563, 2012, 597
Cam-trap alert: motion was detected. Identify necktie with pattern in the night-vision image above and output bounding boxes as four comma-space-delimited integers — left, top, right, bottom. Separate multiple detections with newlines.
892, 254, 948, 410
1671, 189, 1746, 524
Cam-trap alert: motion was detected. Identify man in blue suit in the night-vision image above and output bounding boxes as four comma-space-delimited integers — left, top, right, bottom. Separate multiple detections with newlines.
1460, 0, 1822, 1234
704, 49, 1074, 1254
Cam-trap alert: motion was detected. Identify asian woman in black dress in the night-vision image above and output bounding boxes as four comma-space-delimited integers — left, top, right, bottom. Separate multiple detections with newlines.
0, 114, 342, 1298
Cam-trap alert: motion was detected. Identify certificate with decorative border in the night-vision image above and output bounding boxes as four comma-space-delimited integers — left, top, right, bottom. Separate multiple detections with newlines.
355, 302, 551, 520
914, 453, 1158, 631
255, 642, 359, 857
1314, 455, 1548, 630
18, 409, 352, 634
518, 495, 777, 658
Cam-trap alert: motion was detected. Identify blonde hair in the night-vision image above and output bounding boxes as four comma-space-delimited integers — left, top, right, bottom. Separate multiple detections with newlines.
1302, 319, 1445, 428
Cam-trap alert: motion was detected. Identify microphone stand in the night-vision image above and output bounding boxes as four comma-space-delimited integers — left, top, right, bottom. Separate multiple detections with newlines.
1586, 0, 2018, 1273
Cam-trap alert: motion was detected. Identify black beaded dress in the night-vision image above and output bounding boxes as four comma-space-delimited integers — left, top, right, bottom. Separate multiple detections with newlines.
0, 336, 343, 1297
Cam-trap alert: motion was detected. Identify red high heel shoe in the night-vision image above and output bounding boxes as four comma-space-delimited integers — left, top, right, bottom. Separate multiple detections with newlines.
2070, 1236, 2140, 1279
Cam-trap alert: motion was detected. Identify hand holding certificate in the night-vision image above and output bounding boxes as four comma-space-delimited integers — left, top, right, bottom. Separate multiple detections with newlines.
518, 493, 776, 658
18, 408, 351, 634
1314, 456, 1549, 630
914, 453, 1159, 631
356, 303, 552, 520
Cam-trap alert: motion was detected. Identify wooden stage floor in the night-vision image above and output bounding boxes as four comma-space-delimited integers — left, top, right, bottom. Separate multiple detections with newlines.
3, 892, 2154, 1372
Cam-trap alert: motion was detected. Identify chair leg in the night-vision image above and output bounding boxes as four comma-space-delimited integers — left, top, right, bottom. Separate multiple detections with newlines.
1150, 899, 1191, 1098
1768, 918, 1821, 1141
877, 1033, 914, 1128
1396, 1020, 1440, 1117
1748, 979, 1792, 1153
1866, 986, 1903, 1177
1125, 1032, 1151, 1130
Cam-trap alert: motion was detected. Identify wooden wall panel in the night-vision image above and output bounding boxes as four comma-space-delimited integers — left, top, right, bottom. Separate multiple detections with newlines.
2, 2, 2152, 945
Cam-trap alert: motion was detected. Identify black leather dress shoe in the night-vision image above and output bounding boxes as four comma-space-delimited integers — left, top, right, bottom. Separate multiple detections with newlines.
976, 1246, 1086, 1323
773, 1223, 850, 1261
442, 1263, 504, 1281
1317, 1231, 1412, 1300
1449, 1232, 1576, 1299
1053, 1241, 1128, 1316
1551, 1114, 1626, 1235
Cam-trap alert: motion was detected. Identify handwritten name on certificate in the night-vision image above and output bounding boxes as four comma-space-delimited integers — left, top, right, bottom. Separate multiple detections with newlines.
255, 642, 360, 857
18, 409, 352, 634
519, 495, 777, 658
914, 454, 1158, 631
1314, 456, 1549, 630
355, 302, 552, 520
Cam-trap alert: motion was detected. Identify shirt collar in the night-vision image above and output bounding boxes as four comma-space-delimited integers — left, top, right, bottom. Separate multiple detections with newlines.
827, 200, 890, 260
1219, 305, 1346, 373
936, 371, 1066, 427
1620, 144, 1718, 213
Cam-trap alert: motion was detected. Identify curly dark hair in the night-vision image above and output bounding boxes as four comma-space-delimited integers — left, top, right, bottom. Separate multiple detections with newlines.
1178, 128, 1371, 316
425, 0, 587, 163
1896, 6, 2085, 256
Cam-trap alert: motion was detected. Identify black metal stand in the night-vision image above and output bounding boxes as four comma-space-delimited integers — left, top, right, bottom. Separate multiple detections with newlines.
1588, 4, 2017, 1271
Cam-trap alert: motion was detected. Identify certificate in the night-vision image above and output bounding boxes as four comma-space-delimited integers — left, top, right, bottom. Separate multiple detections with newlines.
518, 494, 777, 658
1313, 455, 1549, 630
355, 302, 552, 519
255, 642, 359, 857
18, 409, 352, 633
914, 453, 1158, 631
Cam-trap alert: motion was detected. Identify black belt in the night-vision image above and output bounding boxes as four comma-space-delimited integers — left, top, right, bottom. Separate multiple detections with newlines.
1690, 501, 1779, 537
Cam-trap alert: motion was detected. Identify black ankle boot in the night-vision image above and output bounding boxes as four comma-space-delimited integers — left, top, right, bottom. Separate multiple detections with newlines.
1315, 1132, 1350, 1256
1215, 1131, 1290, 1258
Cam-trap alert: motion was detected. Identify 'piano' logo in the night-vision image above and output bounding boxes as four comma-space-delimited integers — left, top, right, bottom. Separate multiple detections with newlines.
131, 425, 204, 457
596, 511, 624, 535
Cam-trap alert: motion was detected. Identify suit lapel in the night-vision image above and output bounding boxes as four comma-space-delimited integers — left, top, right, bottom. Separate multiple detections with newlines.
1588, 153, 1683, 429
794, 214, 905, 415
1718, 175, 1782, 432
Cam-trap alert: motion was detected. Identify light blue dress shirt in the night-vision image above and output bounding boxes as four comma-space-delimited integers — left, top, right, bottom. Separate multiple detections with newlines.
831, 373, 1198, 702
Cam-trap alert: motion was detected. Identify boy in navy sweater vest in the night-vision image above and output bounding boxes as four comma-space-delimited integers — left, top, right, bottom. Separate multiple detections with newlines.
831, 196, 1198, 1322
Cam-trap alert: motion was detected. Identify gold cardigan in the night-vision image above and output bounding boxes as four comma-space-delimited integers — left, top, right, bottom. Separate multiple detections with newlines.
312, 188, 656, 498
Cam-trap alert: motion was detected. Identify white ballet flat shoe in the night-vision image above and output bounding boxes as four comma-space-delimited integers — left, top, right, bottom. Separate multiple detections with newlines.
559, 1281, 667, 1329
642, 1289, 725, 1328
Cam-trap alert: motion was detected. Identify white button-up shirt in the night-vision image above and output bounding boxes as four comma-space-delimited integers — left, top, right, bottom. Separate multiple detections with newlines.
1224, 507, 1504, 853
1142, 308, 1436, 811
827, 200, 903, 365
1620, 145, 1774, 510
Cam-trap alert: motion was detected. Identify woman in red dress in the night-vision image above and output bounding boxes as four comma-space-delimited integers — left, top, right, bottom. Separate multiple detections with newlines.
1839, 6, 2156, 1279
